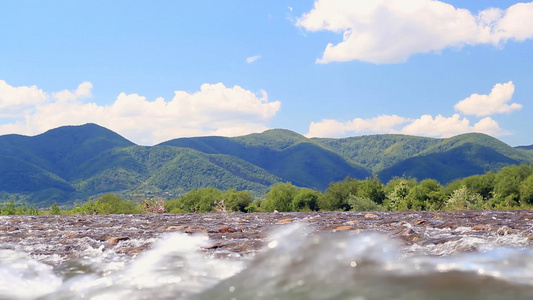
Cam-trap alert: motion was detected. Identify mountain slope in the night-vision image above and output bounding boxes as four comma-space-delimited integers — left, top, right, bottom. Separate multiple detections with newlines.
377, 142, 522, 184
0, 124, 531, 206
161, 129, 371, 190
312, 134, 441, 172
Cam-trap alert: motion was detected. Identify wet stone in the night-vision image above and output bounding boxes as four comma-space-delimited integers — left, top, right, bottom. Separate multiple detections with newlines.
106, 236, 131, 244
0, 211, 532, 265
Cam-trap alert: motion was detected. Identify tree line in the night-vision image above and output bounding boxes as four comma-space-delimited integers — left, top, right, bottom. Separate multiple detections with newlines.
1, 164, 532, 215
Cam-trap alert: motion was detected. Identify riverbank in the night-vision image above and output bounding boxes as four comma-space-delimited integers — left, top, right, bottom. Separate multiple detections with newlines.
1, 210, 532, 264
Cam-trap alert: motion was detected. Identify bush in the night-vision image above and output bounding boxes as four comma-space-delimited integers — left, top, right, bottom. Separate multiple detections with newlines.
292, 188, 321, 211
50, 203, 62, 215
262, 183, 298, 212
71, 194, 141, 214
348, 195, 382, 211
0, 200, 39, 215
165, 187, 223, 213
444, 186, 484, 210
224, 189, 253, 212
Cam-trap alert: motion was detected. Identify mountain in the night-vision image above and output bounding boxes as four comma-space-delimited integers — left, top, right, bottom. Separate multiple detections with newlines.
0, 124, 136, 204
0, 124, 531, 206
315, 132, 532, 184
160, 129, 371, 190
516, 145, 533, 151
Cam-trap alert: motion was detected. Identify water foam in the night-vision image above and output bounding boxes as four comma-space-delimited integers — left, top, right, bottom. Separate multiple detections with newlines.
2, 222, 533, 300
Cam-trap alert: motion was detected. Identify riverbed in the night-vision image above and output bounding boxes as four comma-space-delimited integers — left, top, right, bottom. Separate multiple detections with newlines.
1, 211, 533, 299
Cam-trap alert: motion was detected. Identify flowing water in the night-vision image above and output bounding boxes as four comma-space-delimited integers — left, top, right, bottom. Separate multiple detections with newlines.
1, 211, 533, 299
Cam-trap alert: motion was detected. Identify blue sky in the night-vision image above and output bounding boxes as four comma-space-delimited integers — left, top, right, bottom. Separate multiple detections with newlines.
0, 0, 531, 146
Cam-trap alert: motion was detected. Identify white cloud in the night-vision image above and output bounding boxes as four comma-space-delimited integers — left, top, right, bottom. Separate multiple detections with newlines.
400, 114, 509, 137
52, 81, 93, 102
297, 0, 533, 64
246, 55, 262, 63
0, 81, 281, 145
454, 81, 522, 116
307, 115, 409, 137
307, 113, 511, 139
0, 80, 47, 117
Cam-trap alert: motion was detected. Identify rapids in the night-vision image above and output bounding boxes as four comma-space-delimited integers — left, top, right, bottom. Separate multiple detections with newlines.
1, 211, 533, 299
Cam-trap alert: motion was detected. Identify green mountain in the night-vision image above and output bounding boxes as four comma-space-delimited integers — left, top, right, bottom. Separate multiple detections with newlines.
315, 132, 532, 184
516, 145, 533, 151
0, 124, 531, 206
160, 129, 371, 190
312, 134, 441, 172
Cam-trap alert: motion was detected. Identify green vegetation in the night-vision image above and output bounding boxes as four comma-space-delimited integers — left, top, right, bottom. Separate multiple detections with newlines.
1, 124, 532, 206
164, 187, 254, 213
1, 163, 532, 215
0, 200, 40, 215
69, 194, 142, 214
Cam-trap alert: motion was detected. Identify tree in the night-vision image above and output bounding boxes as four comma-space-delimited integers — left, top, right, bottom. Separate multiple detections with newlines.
292, 188, 321, 211
444, 186, 484, 210
175, 187, 223, 213
461, 172, 495, 201
50, 203, 61, 215
493, 165, 533, 208
223, 189, 253, 212
320, 177, 360, 211
72, 194, 141, 214
358, 175, 386, 204
405, 179, 444, 210
519, 173, 533, 206
385, 177, 417, 210
348, 195, 382, 211
262, 183, 298, 212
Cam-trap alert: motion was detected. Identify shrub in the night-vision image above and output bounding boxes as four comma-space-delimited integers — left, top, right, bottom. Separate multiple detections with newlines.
348, 195, 382, 211
71, 194, 141, 214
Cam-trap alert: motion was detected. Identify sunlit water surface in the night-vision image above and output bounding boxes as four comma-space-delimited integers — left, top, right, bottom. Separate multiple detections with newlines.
2, 221, 533, 300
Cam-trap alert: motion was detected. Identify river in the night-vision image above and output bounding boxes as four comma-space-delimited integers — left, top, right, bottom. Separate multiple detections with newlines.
1, 211, 533, 299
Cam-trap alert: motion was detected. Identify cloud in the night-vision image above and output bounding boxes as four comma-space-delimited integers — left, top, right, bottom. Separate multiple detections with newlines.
0, 80, 47, 117
307, 113, 510, 138
307, 115, 408, 137
0, 81, 281, 145
246, 55, 262, 63
454, 81, 522, 116
296, 0, 533, 64
400, 114, 509, 137
52, 81, 93, 102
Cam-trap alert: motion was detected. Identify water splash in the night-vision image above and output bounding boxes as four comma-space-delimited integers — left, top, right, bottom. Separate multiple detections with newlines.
2, 222, 533, 300
195, 223, 533, 300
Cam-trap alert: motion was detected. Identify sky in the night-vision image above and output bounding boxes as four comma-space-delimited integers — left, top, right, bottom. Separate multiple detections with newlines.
0, 0, 532, 146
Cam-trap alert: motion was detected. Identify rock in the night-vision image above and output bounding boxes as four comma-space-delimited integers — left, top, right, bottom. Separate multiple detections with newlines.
276, 218, 294, 224
415, 220, 428, 225
364, 213, 377, 218
335, 225, 356, 231
398, 228, 417, 235
472, 225, 490, 231
496, 226, 515, 235
64, 232, 76, 238
106, 236, 130, 244
421, 237, 461, 245
202, 243, 223, 250
116, 248, 142, 255
401, 235, 421, 242
166, 225, 185, 231
218, 226, 239, 233
442, 224, 458, 230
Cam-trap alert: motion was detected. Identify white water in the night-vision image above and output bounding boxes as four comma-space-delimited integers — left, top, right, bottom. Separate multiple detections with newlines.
2, 223, 533, 300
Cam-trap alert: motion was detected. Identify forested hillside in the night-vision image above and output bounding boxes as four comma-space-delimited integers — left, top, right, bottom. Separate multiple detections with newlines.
0, 123, 531, 206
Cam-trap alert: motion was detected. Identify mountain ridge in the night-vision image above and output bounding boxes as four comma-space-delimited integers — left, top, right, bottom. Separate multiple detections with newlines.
0, 123, 531, 206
